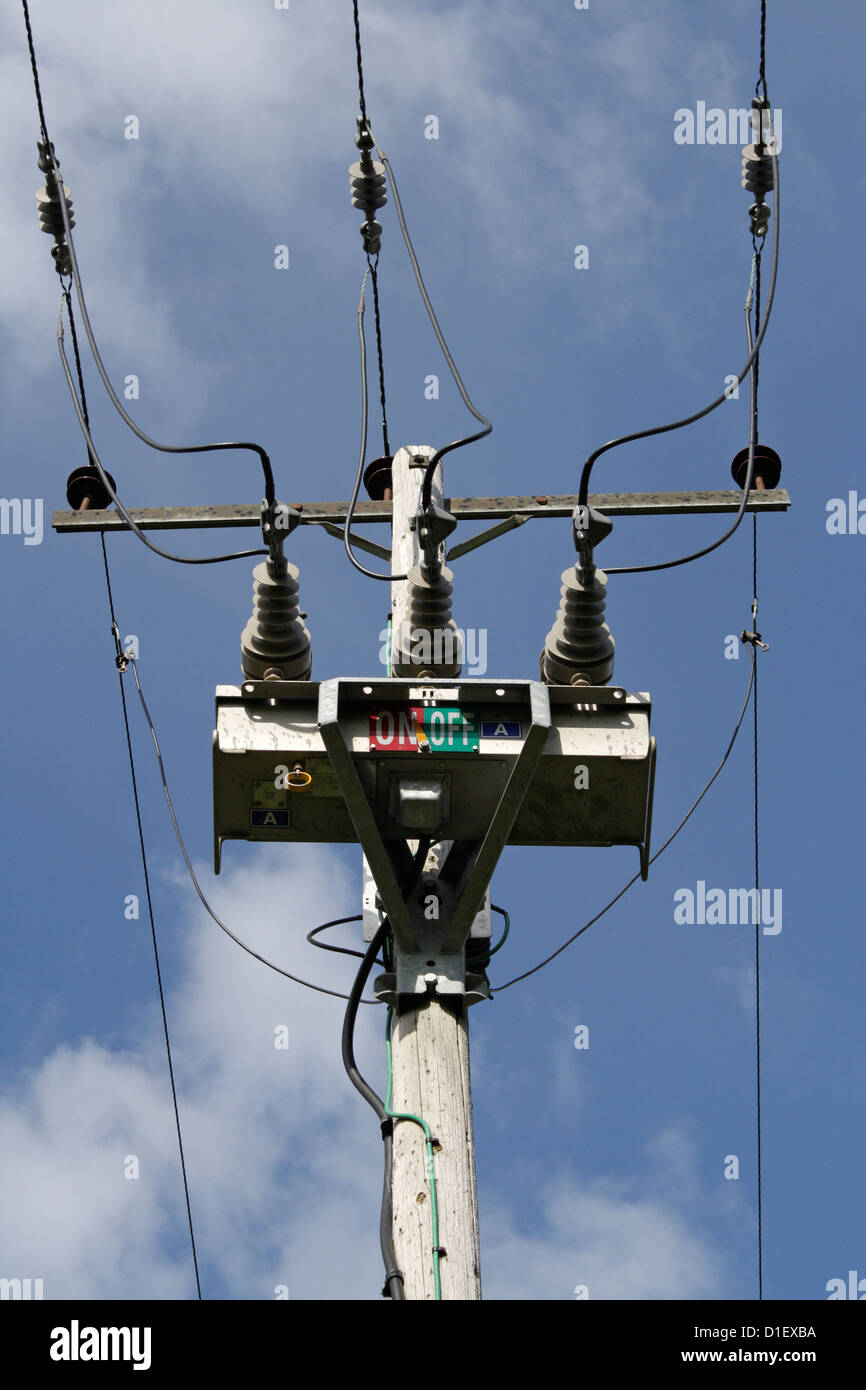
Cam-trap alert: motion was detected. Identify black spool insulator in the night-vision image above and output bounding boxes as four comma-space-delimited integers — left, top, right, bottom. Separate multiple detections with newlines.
66, 464, 117, 511
730, 444, 782, 490
364, 456, 393, 500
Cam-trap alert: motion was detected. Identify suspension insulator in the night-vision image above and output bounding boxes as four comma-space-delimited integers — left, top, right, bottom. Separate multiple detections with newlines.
350, 116, 387, 256
392, 564, 461, 678
35, 183, 75, 238
349, 159, 387, 216
542, 565, 615, 686
741, 145, 775, 200
35, 140, 75, 275
240, 562, 311, 681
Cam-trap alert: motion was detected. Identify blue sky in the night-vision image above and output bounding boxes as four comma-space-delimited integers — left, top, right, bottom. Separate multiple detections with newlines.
1, 0, 863, 1301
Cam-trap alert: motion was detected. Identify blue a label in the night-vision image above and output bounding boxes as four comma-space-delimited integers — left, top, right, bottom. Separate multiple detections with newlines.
481, 720, 522, 739
251, 809, 290, 828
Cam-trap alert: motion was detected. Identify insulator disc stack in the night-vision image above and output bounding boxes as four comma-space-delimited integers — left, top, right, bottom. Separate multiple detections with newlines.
741, 146, 775, 199
392, 564, 461, 678
241, 562, 311, 681
542, 566, 615, 686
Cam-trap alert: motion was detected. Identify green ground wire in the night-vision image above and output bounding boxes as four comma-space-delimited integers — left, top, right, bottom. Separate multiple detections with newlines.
385, 1006, 442, 1300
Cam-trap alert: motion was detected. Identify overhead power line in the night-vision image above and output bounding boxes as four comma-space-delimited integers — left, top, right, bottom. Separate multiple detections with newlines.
57, 298, 269, 567
496, 641, 757, 990
122, 641, 382, 1006
99, 535, 202, 1301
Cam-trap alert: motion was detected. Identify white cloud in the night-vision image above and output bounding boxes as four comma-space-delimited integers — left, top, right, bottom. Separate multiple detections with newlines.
482, 1141, 725, 1300
0, 845, 391, 1300
2, 0, 743, 399
0, 843, 730, 1301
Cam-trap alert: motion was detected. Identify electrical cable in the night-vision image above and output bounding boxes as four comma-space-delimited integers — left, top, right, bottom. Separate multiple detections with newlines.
21, 0, 49, 144
601, 154, 778, 575
488, 904, 510, 956
345, 150, 495, 580
347, 4, 490, 573
22, 2, 277, 513
48, 153, 277, 506
373, 142, 492, 512
307, 916, 384, 967
756, 0, 767, 103
368, 253, 391, 458
749, 193, 765, 1302
344, 266, 403, 581
341, 838, 430, 1299
53, 176, 204, 1298
496, 642, 756, 990
753, 502, 764, 1303
578, 140, 778, 509
99, 534, 203, 1300
345, 4, 398, 583
384, 1005, 442, 1300
120, 644, 380, 1004
58, 298, 268, 566
352, 0, 368, 124
578, 154, 779, 568
341, 920, 404, 1300
466, 903, 510, 976
349, 3, 392, 463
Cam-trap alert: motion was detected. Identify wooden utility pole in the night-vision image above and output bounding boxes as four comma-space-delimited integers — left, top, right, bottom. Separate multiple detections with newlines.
386, 445, 482, 1300
390, 998, 481, 1299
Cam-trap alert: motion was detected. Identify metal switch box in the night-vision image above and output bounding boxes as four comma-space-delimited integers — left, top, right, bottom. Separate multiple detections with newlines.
213, 677, 656, 876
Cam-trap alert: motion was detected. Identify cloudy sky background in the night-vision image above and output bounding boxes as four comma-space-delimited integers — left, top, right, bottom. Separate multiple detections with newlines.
0, 0, 863, 1300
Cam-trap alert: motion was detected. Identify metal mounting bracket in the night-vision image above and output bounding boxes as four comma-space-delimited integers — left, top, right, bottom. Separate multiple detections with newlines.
317, 678, 552, 999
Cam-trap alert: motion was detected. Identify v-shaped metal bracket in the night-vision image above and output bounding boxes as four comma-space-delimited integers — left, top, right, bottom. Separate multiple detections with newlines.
317, 679, 551, 977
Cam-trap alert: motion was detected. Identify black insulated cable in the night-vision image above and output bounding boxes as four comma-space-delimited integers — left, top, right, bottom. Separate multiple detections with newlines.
374, 147, 492, 512
368, 255, 391, 458
604, 236, 768, 576
43, 143, 276, 505
344, 272, 403, 581
57, 300, 269, 566
341, 920, 405, 1300
124, 647, 379, 1003
577, 143, 779, 526
341, 836, 430, 1298
100, 535, 203, 1300
496, 643, 756, 990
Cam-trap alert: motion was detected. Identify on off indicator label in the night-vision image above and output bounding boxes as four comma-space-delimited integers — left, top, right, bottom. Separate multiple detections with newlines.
369, 706, 479, 752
